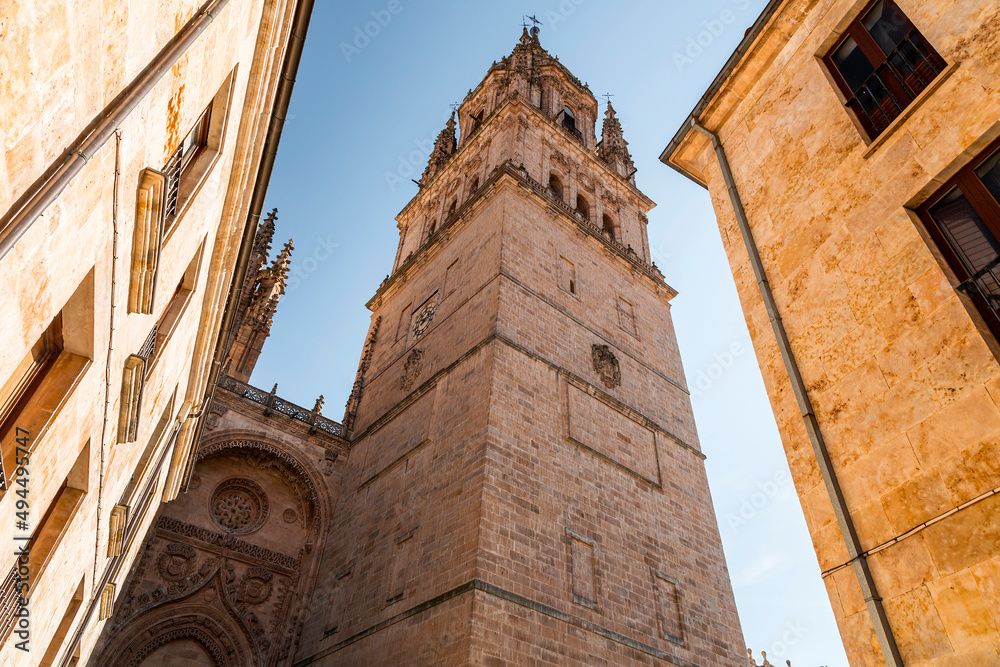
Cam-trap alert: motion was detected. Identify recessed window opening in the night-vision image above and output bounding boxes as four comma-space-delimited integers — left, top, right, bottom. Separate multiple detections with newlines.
549, 173, 564, 202
576, 195, 590, 223
824, 0, 945, 139
561, 106, 577, 134
603, 214, 616, 241
917, 139, 1000, 342
164, 104, 211, 223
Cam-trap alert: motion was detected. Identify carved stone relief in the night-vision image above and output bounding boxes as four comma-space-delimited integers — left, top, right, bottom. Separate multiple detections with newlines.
211, 477, 270, 535
401, 348, 424, 391
591, 344, 622, 389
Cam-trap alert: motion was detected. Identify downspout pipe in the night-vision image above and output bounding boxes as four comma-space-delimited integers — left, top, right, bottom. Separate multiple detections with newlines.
689, 119, 903, 667
182, 0, 316, 491
0, 0, 231, 260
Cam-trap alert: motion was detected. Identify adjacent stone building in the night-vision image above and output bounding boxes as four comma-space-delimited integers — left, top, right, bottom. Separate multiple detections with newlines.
662, 0, 1000, 665
100, 28, 748, 666
0, 0, 310, 664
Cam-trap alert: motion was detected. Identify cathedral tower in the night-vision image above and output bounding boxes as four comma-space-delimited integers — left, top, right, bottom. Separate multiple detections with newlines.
296, 30, 745, 665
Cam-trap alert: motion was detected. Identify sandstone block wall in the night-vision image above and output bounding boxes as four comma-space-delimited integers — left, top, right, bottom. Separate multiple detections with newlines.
669, 0, 1000, 664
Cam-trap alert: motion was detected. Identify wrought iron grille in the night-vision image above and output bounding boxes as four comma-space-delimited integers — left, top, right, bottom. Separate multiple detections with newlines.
137, 324, 158, 361
0, 566, 21, 641
845, 29, 945, 137
163, 145, 183, 222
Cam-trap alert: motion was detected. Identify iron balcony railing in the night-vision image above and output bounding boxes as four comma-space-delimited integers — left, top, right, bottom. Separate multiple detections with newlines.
845, 28, 945, 137
218, 375, 343, 437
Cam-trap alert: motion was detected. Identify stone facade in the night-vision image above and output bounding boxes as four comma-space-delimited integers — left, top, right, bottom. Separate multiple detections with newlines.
663, 0, 1000, 665
0, 0, 304, 664
99, 27, 747, 667
291, 29, 745, 666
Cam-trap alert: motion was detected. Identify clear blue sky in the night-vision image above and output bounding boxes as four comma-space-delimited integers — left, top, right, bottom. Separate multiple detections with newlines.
254, 2, 848, 665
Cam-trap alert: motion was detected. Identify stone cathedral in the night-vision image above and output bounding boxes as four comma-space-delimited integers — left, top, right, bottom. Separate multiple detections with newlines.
96, 30, 745, 665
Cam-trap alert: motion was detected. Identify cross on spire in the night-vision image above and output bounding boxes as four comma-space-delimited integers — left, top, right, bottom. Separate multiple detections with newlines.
523, 14, 542, 29
601, 92, 615, 107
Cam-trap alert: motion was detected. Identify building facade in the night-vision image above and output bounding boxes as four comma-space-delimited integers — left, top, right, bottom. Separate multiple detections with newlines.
91, 219, 351, 665
0, 0, 309, 664
100, 28, 747, 666
293, 29, 745, 665
662, 0, 1000, 665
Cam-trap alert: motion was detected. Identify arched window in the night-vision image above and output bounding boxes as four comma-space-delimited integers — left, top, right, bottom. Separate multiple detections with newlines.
602, 214, 616, 241
426, 219, 437, 240
448, 200, 457, 218
576, 195, 590, 223
549, 173, 564, 202
561, 106, 576, 134
469, 176, 480, 193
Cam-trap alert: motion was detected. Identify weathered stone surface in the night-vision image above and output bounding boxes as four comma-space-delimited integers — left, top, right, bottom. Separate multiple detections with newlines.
666, 0, 1000, 664
0, 0, 301, 663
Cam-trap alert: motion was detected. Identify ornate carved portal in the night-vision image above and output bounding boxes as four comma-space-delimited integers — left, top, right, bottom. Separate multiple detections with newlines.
94, 440, 324, 667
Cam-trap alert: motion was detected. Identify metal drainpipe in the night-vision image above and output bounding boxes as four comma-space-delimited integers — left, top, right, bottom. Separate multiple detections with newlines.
690, 119, 904, 666
0, 0, 231, 260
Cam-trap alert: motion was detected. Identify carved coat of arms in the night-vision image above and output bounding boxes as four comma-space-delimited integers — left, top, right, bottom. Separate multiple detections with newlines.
591, 344, 621, 389
401, 348, 424, 391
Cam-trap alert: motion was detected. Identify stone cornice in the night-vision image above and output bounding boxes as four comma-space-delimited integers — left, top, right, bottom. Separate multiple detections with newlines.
367, 161, 672, 312
397, 92, 654, 223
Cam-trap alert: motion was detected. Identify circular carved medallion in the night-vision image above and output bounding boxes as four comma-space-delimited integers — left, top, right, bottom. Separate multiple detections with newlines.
283, 508, 297, 524
210, 478, 269, 534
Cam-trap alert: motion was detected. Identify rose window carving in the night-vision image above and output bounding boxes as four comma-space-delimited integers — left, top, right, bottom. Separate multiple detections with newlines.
210, 478, 269, 534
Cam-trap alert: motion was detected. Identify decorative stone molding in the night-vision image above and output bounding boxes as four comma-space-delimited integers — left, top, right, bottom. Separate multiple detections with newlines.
400, 349, 424, 392
128, 168, 166, 314
748, 648, 792, 667
108, 504, 128, 557
196, 439, 322, 534
156, 542, 198, 582
157, 516, 299, 571
117, 354, 146, 443
591, 344, 621, 389
239, 566, 273, 605
99, 583, 116, 620
210, 477, 269, 535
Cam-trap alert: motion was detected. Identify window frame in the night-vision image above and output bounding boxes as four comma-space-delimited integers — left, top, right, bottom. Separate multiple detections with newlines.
916, 135, 1000, 342
822, 0, 946, 140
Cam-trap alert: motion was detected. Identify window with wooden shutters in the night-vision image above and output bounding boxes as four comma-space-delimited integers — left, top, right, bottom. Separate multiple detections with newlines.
917, 139, 1000, 342
824, 0, 945, 140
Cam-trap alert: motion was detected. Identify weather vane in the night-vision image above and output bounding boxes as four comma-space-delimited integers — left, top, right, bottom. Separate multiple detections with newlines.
449, 102, 461, 113
601, 92, 615, 107
523, 14, 542, 36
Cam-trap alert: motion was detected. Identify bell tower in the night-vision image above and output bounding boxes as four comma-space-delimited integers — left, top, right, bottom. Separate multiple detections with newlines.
296, 28, 746, 666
